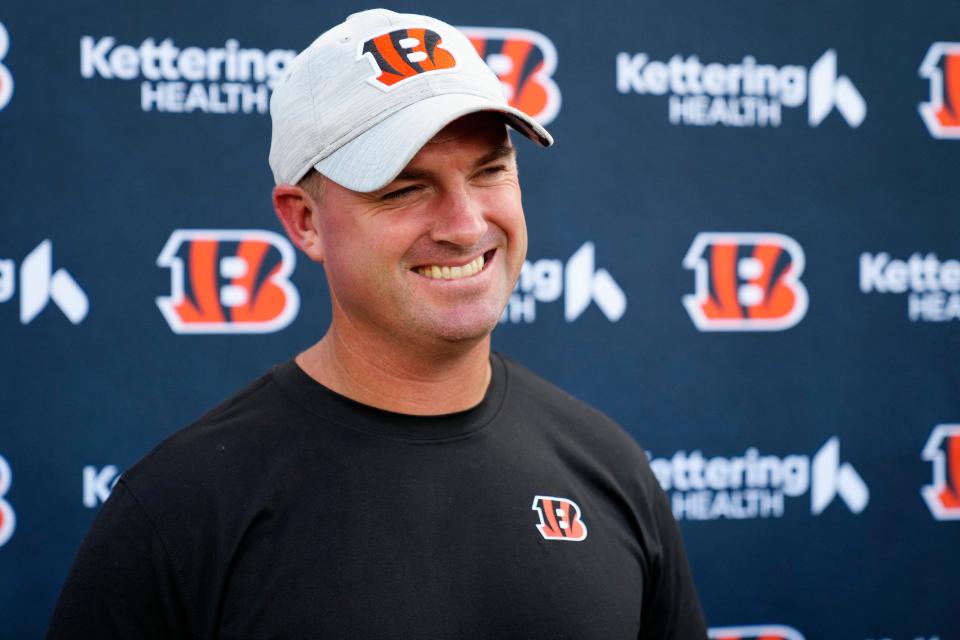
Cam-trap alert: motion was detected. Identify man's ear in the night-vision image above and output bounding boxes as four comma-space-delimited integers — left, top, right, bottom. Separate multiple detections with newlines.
273, 185, 324, 263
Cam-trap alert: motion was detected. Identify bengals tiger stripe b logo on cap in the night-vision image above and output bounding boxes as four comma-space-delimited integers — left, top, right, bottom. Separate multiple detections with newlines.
359, 27, 458, 90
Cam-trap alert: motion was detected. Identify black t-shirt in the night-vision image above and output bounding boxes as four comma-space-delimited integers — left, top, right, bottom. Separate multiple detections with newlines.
47, 354, 706, 639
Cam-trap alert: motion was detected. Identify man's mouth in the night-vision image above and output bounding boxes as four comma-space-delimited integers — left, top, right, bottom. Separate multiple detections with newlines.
414, 250, 494, 281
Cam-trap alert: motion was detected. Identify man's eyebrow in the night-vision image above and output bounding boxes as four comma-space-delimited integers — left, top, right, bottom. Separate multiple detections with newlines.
392, 167, 434, 182
474, 144, 516, 168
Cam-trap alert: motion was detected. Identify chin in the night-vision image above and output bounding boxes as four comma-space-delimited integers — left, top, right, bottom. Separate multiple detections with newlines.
416, 307, 503, 345
435, 326, 495, 344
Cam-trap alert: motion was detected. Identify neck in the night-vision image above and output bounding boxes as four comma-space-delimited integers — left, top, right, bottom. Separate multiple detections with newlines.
295, 320, 493, 416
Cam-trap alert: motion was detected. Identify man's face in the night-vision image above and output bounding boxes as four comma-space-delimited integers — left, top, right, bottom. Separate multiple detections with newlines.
312, 112, 527, 347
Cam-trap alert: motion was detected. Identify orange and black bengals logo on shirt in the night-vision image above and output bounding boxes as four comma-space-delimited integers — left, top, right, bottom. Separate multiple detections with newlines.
532, 495, 587, 541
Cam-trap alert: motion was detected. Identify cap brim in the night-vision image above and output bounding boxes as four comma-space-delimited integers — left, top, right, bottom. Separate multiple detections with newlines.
314, 93, 553, 193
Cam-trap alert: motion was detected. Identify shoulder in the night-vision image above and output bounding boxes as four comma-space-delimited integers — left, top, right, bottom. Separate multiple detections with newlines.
499, 354, 632, 434
499, 354, 593, 411
497, 354, 650, 465
128, 368, 276, 468
119, 363, 313, 512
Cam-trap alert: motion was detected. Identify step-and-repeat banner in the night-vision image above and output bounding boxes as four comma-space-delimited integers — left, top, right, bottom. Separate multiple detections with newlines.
1, 1, 957, 638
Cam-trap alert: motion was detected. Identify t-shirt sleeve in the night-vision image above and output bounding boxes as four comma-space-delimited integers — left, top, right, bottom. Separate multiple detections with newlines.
639, 478, 708, 639
45, 479, 191, 639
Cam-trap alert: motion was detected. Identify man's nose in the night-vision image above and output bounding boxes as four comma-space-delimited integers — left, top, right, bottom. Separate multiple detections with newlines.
430, 186, 488, 247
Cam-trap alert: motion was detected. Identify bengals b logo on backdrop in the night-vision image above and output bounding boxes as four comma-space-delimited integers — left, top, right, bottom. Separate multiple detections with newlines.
532, 495, 587, 541
0, 453, 15, 549
461, 27, 561, 125
156, 230, 299, 334
0, 21, 14, 111
359, 27, 457, 89
922, 424, 960, 520
919, 42, 960, 139
708, 625, 805, 640
683, 232, 808, 332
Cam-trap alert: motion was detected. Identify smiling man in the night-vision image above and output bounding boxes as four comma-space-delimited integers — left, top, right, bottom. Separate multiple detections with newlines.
276, 114, 526, 416
47, 9, 706, 640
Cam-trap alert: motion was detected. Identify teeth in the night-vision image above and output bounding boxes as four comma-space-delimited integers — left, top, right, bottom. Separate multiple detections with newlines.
418, 254, 486, 281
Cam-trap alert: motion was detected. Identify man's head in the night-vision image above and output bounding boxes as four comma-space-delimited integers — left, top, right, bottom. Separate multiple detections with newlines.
276, 111, 526, 347
269, 9, 552, 350
268, 8, 551, 192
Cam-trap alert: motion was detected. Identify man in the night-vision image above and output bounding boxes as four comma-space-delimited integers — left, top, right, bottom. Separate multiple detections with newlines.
48, 9, 706, 639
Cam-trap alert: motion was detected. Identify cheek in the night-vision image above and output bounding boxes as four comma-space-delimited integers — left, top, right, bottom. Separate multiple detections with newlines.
509, 223, 528, 285
487, 198, 527, 289
513, 207, 528, 249
317, 221, 370, 288
491, 193, 527, 255
322, 224, 413, 291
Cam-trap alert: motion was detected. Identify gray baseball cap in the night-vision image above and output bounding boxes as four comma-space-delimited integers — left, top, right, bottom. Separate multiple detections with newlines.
268, 8, 553, 191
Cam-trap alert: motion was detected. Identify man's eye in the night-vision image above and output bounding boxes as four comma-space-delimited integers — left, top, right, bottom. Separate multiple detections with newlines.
480, 165, 506, 176
381, 185, 421, 201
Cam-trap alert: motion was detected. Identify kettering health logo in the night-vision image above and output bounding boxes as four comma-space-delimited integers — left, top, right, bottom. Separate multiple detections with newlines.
649, 437, 869, 521
0, 240, 89, 325
0, 21, 13, 110
80, 35, 296, 114
500, 242, 626, 324
617, 49, 865, 128
859, 251, 960, 322
84, 464, 121, 508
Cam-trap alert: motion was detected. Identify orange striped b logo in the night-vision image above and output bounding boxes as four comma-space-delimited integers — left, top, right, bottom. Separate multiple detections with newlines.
360, 28, 457, 90
532, 495, 587, 542
156, 229, 300, 334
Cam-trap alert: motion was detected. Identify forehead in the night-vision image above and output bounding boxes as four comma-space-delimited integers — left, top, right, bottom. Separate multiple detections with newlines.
406, 112, 512, 164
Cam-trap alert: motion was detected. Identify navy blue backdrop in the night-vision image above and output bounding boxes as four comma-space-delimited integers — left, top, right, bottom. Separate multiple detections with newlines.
1, 1, 958, 638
